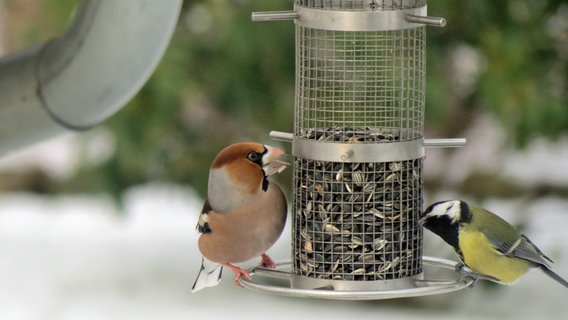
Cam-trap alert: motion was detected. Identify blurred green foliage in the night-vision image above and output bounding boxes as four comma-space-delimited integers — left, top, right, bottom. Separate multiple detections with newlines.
4, 0, 568, 199
426, 0, 568, 145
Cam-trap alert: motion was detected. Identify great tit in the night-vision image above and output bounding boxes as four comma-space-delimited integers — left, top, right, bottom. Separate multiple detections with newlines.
420, 200, 568, 288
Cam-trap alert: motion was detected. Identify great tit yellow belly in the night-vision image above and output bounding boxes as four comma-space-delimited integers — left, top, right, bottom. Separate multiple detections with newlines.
421, 200, 568, 288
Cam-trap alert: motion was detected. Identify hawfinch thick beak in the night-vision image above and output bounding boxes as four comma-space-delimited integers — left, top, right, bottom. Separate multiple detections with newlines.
262, 146, 289, 176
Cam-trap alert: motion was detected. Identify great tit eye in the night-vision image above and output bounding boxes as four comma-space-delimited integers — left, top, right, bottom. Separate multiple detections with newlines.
246, 151, 260, 162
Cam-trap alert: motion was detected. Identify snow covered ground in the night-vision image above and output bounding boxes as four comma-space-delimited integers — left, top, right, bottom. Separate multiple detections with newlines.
0, 122, 567, 319
0, 184, 566, 320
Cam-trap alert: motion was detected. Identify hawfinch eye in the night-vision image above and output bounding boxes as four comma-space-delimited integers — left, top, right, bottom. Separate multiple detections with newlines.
246, 151, 260, 163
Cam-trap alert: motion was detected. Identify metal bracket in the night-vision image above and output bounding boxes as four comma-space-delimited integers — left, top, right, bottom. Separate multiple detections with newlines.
252, 6, 446, 30
270, 131, 467, 149
251, 11, 298, 22
405, 14, 446, 27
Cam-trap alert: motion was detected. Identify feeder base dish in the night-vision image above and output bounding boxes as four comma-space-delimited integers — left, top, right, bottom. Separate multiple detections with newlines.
238, 256, 474, 300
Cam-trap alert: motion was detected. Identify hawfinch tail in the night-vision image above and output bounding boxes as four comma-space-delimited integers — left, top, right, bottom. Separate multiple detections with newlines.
191, 142, 289, 292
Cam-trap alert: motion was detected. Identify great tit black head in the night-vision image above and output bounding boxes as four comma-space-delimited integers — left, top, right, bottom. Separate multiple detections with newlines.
420, 200, 472, 254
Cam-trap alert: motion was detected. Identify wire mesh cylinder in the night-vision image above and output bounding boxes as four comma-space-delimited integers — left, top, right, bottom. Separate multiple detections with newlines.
292, 0, 426, 290
296, 0, 426, 10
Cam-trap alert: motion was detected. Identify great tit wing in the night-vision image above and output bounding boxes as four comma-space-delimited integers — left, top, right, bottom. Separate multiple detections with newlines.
474, 206, 553, 267
474, 207, 522, 254
487, 236, 520, 257
513, 234, 553, 266
489, 234, 552, 267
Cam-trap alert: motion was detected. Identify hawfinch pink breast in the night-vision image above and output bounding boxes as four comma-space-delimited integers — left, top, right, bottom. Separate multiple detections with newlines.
191, 142, 289, 292
198, 180, 286, 264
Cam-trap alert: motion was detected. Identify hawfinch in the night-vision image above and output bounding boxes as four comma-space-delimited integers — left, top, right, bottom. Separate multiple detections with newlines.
191, 142, 289, 292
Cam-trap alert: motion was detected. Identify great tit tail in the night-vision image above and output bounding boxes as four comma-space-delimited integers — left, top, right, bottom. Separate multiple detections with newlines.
540, 265, 568, 288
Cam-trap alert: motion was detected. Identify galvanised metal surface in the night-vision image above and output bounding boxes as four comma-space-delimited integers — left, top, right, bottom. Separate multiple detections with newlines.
252, 0, 464, 297
295, 0, 426, 11
0, 0, 181, 155
291, 0, 426, 290
239, 257, 475, 299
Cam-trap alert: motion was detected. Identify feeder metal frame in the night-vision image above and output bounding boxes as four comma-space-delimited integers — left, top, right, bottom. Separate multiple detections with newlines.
239, 257, 475, 300
252, 0, 466, 299
290, 0, 427, 289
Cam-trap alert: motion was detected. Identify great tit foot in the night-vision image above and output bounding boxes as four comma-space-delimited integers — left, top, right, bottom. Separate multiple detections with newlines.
454, 262, 466, 273
455, 263, 500, 287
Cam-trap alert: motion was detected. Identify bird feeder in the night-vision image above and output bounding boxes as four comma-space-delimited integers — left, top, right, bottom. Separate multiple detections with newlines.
245, 0, 470, 299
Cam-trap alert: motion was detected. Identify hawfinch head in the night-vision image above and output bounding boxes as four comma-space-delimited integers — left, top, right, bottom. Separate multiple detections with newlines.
207, 142, 288, 212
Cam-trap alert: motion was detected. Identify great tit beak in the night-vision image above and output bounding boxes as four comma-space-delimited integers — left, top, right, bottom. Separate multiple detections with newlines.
417, 215, 428, 226
262, 146, 290, 176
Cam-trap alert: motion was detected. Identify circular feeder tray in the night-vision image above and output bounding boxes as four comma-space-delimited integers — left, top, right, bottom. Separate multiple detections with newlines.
239, 256, 474, 300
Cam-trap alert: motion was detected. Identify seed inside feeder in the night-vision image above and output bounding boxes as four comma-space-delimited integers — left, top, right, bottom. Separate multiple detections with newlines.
293, 128, 423, 281
299, 127, 403, 143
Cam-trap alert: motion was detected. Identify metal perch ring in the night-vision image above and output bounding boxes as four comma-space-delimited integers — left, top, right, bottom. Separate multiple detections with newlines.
239, 256, 474, 300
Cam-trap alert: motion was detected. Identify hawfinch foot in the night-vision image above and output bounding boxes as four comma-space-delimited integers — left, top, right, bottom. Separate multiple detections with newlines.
224, 263, 252, 286
260, 253, 277, 269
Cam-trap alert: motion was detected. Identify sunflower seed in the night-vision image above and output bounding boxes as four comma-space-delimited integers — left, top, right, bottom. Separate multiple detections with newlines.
372, 238, 388, 251
389, 162, 403, 172
363, 181, 376, 193
352, 171, 365, 187
351, 268, 366, 275
323, 223, 341, 235
304, 240, 313, 253
293, 127, 424, 280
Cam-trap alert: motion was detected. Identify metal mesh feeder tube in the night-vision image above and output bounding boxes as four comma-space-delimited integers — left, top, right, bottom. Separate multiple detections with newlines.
291, 0, 426, 291
292, 156, 424, 290
250, 0, 469, 299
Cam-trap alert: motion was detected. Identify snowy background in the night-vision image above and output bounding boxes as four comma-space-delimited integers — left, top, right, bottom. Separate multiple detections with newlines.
0, 120, 567, 320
